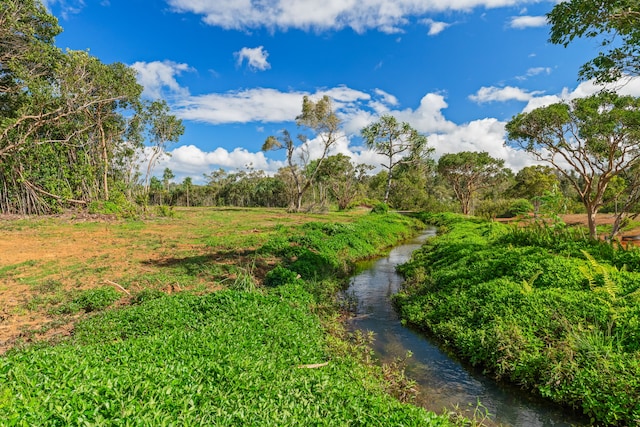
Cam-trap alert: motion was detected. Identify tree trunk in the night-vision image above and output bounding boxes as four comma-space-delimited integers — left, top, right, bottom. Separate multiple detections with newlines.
586, 208, 598, 240
610, 212, 627, 240
95, 119, 109, 201
384, 171, 392, 204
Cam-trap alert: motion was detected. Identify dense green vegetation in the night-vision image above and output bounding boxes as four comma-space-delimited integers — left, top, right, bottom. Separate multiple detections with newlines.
2, 290, 451, 426
1, 211, 462, 426
394, 214, 640, 425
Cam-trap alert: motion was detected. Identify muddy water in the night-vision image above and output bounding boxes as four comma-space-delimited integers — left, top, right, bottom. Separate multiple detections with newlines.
346, 229, 586, 426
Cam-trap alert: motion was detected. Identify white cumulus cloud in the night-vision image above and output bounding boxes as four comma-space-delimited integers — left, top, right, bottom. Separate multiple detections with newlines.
509, 15, 547, 29
131, 60, 192, 99
469, 86, 544, 103
522, 75, 640, 112
175, 86, 371, 125
153, 145, 285, 182
176, 89, 304, 124
235, 46, 271, 71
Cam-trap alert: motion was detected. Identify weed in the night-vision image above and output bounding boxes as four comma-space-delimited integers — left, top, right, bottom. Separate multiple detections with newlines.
52, 286, 121, 314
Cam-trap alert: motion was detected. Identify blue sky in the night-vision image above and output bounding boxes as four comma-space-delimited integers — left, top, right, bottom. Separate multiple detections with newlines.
44, 0, 640, 183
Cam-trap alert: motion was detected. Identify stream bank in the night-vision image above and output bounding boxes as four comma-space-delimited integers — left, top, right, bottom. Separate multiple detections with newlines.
345, 230, 586, 426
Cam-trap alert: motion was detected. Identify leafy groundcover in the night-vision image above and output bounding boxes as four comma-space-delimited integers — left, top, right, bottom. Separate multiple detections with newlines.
394, 213, 640, 426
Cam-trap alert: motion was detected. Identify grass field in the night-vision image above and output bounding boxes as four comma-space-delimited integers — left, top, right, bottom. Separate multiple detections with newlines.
0, 207, 465, 426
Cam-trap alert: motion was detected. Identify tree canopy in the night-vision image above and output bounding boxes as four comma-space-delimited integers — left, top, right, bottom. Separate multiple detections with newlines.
506, 91, 640, 238
437, 151, 507, 216
361, 115, 431, 204
548, 0, 640, 82
0, 0, 183, 214
263, 95, 342, 211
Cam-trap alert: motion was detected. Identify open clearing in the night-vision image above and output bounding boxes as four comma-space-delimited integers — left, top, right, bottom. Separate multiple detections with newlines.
0, 207, 365, 353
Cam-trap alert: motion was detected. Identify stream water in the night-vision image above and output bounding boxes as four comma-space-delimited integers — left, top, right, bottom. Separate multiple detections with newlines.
345, 229, 586, 426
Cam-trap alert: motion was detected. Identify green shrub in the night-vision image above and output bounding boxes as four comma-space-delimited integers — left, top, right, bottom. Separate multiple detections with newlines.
508, 198, 535, 217
54, 286, 121, 314
132, 288, 166, 304
155, 204, 175, 217
370, 202, 389, 214
263, 265, 302, 288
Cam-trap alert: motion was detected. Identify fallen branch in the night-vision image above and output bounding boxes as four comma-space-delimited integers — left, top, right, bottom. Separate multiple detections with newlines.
105, 280, 131, 295
297, 362, 329, 369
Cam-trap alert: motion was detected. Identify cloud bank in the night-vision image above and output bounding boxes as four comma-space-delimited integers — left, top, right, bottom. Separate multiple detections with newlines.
166, 0, 540, 33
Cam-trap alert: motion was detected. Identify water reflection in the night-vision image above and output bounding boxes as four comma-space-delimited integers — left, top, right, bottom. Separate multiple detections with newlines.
346, 229, 585, 427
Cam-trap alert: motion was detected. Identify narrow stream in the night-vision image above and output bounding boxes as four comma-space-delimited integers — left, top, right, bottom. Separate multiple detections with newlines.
346, 229, 586, 427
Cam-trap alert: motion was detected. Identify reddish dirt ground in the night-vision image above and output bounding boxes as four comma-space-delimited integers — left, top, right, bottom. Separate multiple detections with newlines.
0, 213, 220, 353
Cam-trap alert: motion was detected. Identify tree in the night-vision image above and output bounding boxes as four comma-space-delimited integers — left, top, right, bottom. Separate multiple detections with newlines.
162, 168, 175, 192
511, 165, 559, 214
263, 130, 303, 209
437, 151, 507, 215
606, 162, 640, 237
0, 0, 61, 103
548, 0, 640, 82
182, 177, 192, 207
141, 100, 184, 193
506, 92, 640, 239
361, 115, 432, 204
263, 95, 341, 211
387, 156, 436, 210
0, 2, 144, 213
314, 154, 372, 210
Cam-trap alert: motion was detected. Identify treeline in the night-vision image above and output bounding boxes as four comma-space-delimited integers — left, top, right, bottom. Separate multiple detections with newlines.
150, 160, 627, 222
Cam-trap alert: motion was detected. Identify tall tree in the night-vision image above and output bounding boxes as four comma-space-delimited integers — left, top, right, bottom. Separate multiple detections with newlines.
182, 176, 192, 207
437, 151, 507, 215
506, 92, 640, 239
361, 115, 431, 204
263, 95, 341, 211
0, 6, 143, 213
0, 0, 61, 103
141, 100, 184, 193
548, 0, 640, 82
162, 168, 175, 192
608, 162, 640, 237
387, 156, 435, 210
313, 154, 372, 210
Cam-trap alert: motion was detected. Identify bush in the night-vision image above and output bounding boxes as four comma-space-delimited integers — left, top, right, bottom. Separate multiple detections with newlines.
507, 198, 535, 217
263, 266, 302, 288
370, 202, 389, 214
54, 286, 121, 314
132, 288, 166, 305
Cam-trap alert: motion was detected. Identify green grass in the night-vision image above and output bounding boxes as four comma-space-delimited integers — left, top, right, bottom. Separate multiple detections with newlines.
0, 209, 459, 426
